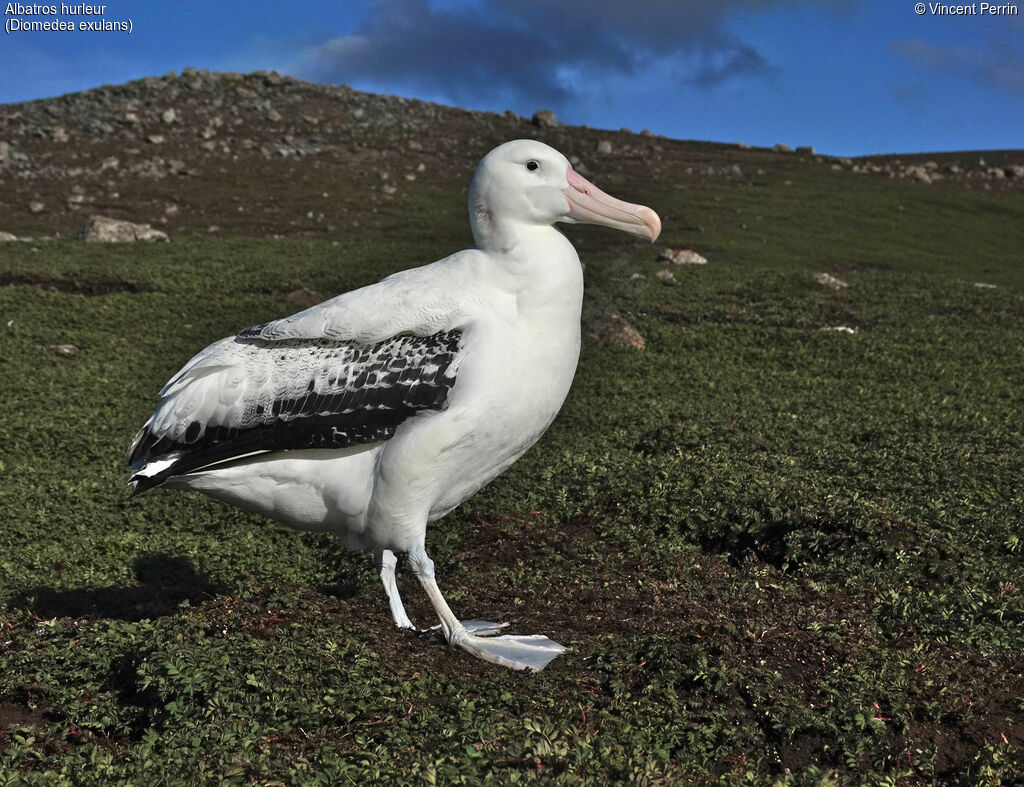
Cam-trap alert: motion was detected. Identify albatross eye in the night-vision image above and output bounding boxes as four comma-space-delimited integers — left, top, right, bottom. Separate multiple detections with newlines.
526, 160, 539, 171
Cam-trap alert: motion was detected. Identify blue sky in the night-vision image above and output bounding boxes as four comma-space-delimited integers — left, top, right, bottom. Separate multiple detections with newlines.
1, 0, 1021, 155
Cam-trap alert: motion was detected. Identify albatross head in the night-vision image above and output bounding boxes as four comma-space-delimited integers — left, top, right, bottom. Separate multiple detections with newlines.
469, 139, 661, 250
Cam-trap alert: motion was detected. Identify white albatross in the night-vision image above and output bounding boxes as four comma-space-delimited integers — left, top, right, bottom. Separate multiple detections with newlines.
127, 139, 661, 671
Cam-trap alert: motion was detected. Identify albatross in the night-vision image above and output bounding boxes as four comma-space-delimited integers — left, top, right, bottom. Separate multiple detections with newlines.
127, 139, 661, 671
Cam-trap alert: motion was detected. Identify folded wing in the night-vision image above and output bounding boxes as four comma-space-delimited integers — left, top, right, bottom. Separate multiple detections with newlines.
127, 329, 463, 494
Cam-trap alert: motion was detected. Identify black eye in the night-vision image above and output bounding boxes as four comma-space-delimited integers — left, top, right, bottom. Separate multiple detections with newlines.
526, 160, 539, 171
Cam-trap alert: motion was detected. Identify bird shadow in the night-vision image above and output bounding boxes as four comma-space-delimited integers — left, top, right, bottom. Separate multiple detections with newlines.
10, 554, 225, 622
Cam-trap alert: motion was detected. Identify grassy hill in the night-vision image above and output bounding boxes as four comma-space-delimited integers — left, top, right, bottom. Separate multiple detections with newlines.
1, 72, 1023, 783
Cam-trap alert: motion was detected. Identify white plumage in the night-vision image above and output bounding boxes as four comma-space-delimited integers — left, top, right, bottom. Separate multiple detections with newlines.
128, 139, 661, 670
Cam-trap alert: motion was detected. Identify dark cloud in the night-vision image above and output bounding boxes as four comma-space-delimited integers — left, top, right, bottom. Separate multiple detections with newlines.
297, 0, 837, 106
892, 37, 1024, 97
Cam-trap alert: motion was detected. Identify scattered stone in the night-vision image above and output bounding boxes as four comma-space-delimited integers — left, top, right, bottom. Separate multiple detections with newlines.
284, 287, 325, 308
531, 109, 559, 128
161, 108, 177, 124
49, 344, 79, 357
596, 140, 613, 155
78, 215, 169, 243
28, 200, 44, 214
795, 145, 815, 155
774, 143, 793, 153
640, 129, 654, 137
267, 108, 282, 122
1005, 165, 1024, 178
655, 269, 676, 283
620, 127, 633, 135
0, 141, 9, 162
51, 126, 69, 143
973, 282, 998, 289
100, 156, 120, 171
820, 326, 857, 334
737, 142, 751, 150
0, 231, 17, 242
659, 248, 707, 265
814, 272, 848, 289
588, 312, 645, 350
147, 134, 166, 145
905, 165, 932, 184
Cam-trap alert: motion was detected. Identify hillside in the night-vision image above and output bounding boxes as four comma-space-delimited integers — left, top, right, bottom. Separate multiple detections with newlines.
1, 68, 1022, 241
1, 72, 1024, 784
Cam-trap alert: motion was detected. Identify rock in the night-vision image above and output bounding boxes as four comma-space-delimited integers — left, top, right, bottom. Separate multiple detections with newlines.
0, 141, 10, 162
78, 215, 169, 243
51, 126, 69, 142
814, 272, 848, 289
655, 269, 676, 283
588, 313, 645, 350
531, 109, 558, 128
795, 145, 815, 155
596, 140, 613, 155
49, 344, 79, 356
0, 231, 17, 242
28, 200, 45, 214
736, 142, 751, 150
659, 248, 707, 265
640, 129, 655, 137
819, 325, 860, 335
774, 143, 793, 153
161, 108, 177, 124
905, 165, 932, 183
147, 134, 165, 145
1005, 165, 1024, 178
267, 108, 282, 122
284, 287, 325, 308
973, 282, 998, 289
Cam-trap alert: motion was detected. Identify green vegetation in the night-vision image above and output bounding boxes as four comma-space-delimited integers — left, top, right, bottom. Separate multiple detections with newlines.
2, 165, 1024, 784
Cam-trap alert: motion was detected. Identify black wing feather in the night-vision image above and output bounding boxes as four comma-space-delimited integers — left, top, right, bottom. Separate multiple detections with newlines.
128, 329, 462, 494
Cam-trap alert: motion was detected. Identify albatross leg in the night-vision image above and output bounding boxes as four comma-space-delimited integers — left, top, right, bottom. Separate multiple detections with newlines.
375, 548, 415, 630
407, 545, 566, 671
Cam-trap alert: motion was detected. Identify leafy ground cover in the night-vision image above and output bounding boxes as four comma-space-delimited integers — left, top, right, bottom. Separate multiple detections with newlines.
1, 156, 1024, 784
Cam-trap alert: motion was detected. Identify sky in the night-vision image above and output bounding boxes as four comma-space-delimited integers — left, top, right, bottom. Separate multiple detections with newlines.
1, 0, 1022, 156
